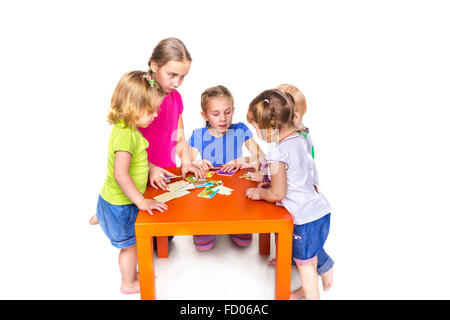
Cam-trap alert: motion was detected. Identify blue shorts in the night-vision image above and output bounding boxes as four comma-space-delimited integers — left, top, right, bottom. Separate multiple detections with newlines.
96, 195, 138, 249
292, 213, 330, 265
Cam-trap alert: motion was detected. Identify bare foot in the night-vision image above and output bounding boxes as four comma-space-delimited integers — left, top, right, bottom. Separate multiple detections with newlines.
320, 266, 334, 291
120, 280, 140, 295
290, 287, 305, 299
89, 214, 98, 225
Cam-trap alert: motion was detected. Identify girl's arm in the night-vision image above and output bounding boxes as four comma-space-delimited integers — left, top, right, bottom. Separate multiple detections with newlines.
221, 137, 265, 172
242, 137, 265, 169
175, 115, 191, 165
114, 151, 168, 214
190, 146, 213, 172
176, 115, 206, 179
245, 137, 265, 162
190, 146, 199, 163
245, 162, 287, 202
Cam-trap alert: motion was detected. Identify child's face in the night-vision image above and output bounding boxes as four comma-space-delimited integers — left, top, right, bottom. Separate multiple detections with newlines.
202, 97, 234, 135
137, 110, 158, 128
150, 60, 191, 94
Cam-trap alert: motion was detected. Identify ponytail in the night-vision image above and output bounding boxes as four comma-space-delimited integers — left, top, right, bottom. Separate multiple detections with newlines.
247, 89, 295, 130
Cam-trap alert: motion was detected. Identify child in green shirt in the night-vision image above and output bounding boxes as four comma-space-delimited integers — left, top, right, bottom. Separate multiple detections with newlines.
96, 71, 169, 295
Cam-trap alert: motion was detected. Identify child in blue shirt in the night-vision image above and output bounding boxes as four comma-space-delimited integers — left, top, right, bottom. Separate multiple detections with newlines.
188, 85, 263, 250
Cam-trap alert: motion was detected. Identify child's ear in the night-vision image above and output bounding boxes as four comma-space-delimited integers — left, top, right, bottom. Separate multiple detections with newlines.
201, 111, 208, 121
294, 111, 301, 121
150, 60, 158, 73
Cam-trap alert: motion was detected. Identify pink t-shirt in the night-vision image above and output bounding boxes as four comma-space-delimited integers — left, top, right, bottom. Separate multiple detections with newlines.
139, 90, 183, 167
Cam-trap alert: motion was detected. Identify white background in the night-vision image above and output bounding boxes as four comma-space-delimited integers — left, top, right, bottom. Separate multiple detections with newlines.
1, 0, 450, 299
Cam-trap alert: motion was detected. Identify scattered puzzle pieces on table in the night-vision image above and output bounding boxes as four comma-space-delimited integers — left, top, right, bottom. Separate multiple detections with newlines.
155, 171, 239, 202
239, 172, 254, 180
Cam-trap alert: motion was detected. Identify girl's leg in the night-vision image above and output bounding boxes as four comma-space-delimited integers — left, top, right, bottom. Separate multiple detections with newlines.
119, 244, 140, 294
230, 234, 253, 247
292, 256, 320, 300
317, 249, 334, 291
193, 235, 217, 251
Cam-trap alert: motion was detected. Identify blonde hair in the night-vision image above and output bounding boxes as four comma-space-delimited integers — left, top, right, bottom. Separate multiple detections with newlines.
200, 85, 234, 113
148, 38, 192, 72
107, 71, 165, 129
276, 84, 307, 130
247, 89, 295, 130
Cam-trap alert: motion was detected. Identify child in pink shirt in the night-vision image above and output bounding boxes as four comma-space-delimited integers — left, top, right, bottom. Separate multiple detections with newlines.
142, 38, 206, 190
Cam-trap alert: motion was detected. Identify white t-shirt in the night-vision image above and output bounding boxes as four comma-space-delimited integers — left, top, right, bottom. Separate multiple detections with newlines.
266, 134, 331, 225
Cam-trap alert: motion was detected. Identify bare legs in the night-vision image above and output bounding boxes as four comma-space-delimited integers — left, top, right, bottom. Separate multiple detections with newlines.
291, 256, 320, 300
119, 244, 140, 294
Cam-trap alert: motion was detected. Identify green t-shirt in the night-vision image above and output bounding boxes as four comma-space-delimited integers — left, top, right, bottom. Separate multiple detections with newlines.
100, 120, 149, 205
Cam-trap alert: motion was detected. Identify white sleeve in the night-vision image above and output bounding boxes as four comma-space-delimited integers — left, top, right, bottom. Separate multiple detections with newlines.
266, 144, 289, 172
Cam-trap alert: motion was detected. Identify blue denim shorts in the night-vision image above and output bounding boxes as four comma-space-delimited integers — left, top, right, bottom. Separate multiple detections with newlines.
292, 213, 330, 265
96, 195, 138, 249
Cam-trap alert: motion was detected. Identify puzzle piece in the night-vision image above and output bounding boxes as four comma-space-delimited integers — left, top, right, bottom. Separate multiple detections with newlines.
186, 175, 207, 183
197, 187, 220, 198
167, 180, 190, 192
193, 180, 223, 188
211, 185, 233, 195
217, 170, 235, 176
153, 189, 190, 203
239, 172, 254, 180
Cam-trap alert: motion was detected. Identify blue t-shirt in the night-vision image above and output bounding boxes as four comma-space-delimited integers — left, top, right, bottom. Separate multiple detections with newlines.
188, 122, 253, 166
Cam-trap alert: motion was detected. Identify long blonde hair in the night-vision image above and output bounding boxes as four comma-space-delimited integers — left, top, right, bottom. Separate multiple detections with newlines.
107, 71, 165, 129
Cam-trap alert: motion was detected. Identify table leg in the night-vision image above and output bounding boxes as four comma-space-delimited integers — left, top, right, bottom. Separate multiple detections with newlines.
137, 236, 156, 300
275, 232, 292, 300
156, 236, 169, 258
259, 233, 271, 255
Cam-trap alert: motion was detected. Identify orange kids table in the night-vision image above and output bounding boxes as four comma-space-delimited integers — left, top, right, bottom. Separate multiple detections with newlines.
135, 168, 293, 300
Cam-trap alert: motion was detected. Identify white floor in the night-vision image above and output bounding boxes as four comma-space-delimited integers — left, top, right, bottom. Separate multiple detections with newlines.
89, 232, 327, 300
3, 208, 450, 300
140, 234, 306, 300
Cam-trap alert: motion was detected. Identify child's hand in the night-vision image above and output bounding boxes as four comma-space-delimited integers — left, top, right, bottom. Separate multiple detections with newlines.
193, 159, 213, 172
137, 198, 168, 215
149, 166, 175, 190
245, 187, 262, 200
241, 160, 260, 171
247, 171, 263, 182
181, 162, 207, 180
222, 159, 242, 172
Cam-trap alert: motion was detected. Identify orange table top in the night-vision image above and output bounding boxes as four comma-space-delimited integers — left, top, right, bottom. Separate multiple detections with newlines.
135, 168, 293, 236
